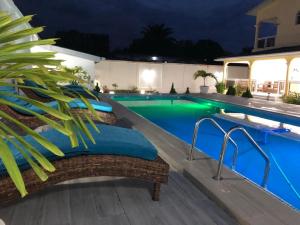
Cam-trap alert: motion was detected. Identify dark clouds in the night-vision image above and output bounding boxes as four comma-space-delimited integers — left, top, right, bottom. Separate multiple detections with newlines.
14, 0, 263, 53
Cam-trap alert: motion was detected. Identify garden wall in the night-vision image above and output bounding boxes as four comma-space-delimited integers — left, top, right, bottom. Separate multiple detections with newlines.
95, 60, 248, 93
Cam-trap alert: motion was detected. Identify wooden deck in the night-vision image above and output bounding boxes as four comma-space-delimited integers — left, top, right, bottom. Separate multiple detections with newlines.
0, 171, 237, 225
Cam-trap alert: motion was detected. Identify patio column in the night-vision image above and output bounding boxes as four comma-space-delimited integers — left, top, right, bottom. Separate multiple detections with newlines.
248, 61, 254, 88
223, 61, 229, 82
284, 58, 293, 96
253, 23, 260, 50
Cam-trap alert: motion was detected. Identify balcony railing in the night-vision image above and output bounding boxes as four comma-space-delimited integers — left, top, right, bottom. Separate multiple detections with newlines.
257, 36, 276, 49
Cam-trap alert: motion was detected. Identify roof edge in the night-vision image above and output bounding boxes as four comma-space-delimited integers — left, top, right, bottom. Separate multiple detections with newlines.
42, 45, 103, 62
247, 0, 275, 16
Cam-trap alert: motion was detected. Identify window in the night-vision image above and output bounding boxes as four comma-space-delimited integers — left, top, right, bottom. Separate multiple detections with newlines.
296, 11, 300, 25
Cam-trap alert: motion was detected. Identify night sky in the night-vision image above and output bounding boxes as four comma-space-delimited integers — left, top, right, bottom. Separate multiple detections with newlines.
14, 0, 263, 53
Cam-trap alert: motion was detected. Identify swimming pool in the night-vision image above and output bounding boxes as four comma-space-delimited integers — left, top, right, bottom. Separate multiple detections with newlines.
113, 95, 300, 211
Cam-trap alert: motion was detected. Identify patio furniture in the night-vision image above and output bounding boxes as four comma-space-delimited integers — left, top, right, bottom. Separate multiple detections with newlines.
0, 124, 169, 205
0, 86, 117, 129
20, 80, 53, 102
20, 81, 100, 102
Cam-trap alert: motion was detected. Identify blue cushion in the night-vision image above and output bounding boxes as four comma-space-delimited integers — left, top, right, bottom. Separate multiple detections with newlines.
63, 85, 100, 98
24, 99, 112, 114
0, 86, 30, 107
0, 85, 112, 114
0, 124, 158, 176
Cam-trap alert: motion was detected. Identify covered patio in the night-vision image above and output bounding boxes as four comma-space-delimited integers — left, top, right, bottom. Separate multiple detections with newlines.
218, 50, 300, 96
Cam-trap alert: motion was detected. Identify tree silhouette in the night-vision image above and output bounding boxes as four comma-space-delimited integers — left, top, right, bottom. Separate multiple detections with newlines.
56, 30, 110, 56
128, 24, 176, 56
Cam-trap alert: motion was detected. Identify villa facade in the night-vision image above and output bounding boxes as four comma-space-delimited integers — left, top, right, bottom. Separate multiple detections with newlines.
218, 0, 300, 96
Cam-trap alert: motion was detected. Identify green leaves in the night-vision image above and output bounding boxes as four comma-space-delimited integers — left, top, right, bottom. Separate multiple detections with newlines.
0, 12, 99, 197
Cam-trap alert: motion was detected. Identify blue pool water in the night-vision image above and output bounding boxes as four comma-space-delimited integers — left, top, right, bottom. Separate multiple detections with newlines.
113, 95, 300, 211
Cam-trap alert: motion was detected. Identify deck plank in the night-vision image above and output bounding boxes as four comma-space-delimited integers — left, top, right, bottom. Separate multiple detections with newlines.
0, 171, 237, 225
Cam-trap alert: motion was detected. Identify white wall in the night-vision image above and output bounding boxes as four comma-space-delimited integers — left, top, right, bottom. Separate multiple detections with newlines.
31, 46, 97, 80
95, 60, 249, 93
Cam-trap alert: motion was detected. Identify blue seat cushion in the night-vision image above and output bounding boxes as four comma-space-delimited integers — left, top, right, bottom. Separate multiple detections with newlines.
63, 85, 100, 98
26, 99, 113, 114
0, 124, 158, 176
0, 86, 112, 114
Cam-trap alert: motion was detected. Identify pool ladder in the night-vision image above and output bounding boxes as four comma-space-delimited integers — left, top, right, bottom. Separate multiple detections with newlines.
188, 118, 271, 188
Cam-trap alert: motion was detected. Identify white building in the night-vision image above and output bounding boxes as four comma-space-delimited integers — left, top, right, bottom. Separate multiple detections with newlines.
218, 0, 300, 96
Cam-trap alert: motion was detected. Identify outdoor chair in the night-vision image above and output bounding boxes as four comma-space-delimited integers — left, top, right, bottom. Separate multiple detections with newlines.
20, 81, 100, 102
0, 123, 169, 205
0, 86, 117, 129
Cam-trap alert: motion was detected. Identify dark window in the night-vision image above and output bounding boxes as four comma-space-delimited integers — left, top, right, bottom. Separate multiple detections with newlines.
257, 39, 265, 48
296, 12, 300, 25
266, 37, 275, 47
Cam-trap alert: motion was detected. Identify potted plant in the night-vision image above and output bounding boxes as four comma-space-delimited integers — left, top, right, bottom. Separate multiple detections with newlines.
193, 70, 217, 94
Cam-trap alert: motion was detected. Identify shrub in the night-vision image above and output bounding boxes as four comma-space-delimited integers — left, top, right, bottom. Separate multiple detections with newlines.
241, 88, 253, 98
282, 92, 300, 104
94, 82, 100, 92
112, 83, 118, 90
169, 82, 177, 94
236, 83, 245, 96
185, 87, 190, 94
130, 86, 139, 93
226, 86, 236, 96
215, 82, 226, 94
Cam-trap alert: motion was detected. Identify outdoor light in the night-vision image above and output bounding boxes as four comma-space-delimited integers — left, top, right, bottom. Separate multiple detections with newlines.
141, 69, 156, 84
151, 56, 158, 61
109, 91, 115, 94
140, 89, 146, 95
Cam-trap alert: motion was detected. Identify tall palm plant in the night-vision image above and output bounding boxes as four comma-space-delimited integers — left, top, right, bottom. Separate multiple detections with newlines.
142, 24, 174, 43
0, 12, 99, 197
193, 70, 217, 87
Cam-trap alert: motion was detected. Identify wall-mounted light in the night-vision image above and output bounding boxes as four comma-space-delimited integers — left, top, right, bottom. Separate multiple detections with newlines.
109, 91, 115, 94
140, 89, 146, 95
141, 69, 156, 85
151, 56, 158, 61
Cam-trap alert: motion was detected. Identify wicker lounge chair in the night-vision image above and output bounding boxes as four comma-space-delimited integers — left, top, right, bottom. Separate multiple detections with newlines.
0, 86, 117, 129
0, 124, 169, 205
20, 81, 100, 102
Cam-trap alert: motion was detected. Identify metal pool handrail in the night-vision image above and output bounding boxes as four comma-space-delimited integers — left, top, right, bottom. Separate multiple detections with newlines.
215, 126, 270, 188
188, 118, 239, 168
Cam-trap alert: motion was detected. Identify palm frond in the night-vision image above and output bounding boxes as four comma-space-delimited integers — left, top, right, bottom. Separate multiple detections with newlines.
0, 12, 100, 196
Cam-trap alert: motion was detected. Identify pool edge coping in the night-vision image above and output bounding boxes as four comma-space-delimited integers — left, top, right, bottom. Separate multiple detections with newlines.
104, 95, 300, 225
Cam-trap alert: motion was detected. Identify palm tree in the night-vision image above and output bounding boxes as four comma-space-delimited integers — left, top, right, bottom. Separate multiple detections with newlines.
129, 24, 175, 56
0, 12, 98, 196
193, 70, 217, 87
142, 24, 174, 42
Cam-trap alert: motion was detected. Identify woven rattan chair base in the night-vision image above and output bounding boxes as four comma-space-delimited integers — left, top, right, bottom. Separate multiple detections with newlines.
0, 105, 117, 129
0, 155, 169, 205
